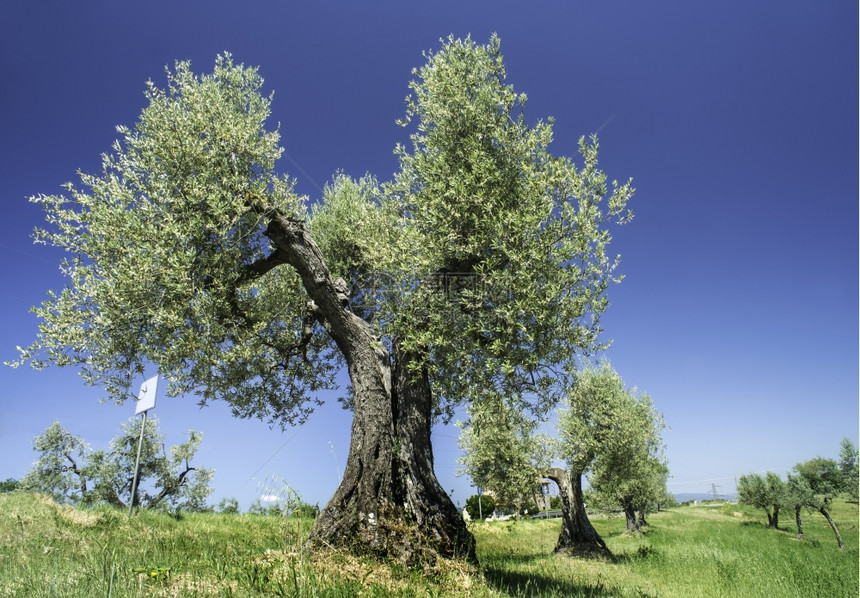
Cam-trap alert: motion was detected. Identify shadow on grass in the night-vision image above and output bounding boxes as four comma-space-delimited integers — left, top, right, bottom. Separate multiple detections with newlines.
481, 550, 658, 598
612, 544, 659, 564
482, 565, 630, 598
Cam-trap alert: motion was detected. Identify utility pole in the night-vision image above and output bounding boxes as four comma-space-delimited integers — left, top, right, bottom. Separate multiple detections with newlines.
710, 483, 721, 500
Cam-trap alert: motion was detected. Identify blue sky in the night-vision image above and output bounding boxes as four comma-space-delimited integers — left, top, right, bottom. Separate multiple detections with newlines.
1, 1, 856, 510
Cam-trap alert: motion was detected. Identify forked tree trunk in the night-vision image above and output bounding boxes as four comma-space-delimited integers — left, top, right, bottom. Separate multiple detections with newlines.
765, 508, 778, 529
819, 506, 844, 550
543, 467, 610, 557
265, 214, 474, 564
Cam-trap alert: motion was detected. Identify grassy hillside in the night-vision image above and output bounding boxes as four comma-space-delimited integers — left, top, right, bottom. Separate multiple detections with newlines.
1, 493, 856, 597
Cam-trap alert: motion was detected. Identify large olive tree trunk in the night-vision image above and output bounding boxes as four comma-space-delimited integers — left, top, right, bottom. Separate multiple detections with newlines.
543, 467, 610, 557
265, 213, 474, 564
390, 343, 476, 562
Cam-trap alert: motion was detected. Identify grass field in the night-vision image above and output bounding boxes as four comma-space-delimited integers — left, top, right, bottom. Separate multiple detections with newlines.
1, 492, 856, 597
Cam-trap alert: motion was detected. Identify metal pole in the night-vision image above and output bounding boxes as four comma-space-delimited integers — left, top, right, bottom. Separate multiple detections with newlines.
128, 411, 147, 517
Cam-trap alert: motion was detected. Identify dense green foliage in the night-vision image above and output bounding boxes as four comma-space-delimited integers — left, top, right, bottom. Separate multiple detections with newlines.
458, 393, 549, 514
14, 54, 336, 425
2, 492, 856, 597
14, 36, 632, 425
572, 366, 666, 520
12, 36, 635, 560
20, 418, 212, 512
838, 438, 858, 499
0, 478, 18, 492
386, 36, 633, 413
458, 363, 668, 515
465, 494, 497, 521
215, 496, 240, 514
737, 472, 786, 528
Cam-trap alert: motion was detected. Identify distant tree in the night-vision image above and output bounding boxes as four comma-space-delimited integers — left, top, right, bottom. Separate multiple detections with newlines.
458, 393, 547, 518
587, 389, 666, 533
737, 472, 787, 529
216, 497, 240, 514
545, 363, 666, 555
786, 473, 815, 539
838, 438, 858, 500
247, 499, 269, 515
464, 494, 496, 520
19, 422, 90, 503
21, 418, 213, 512
295, 501, 320, 519
0, 478, 20, 493
655, 486, 678, 511
793, 458, 844, 549
248, 499, 287, 516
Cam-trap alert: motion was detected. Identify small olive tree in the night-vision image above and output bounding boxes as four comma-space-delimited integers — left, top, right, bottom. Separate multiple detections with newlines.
793, 458, 845, 549
458, 392, 547, 518
459, 362, 665, 557
838, 438, 858, 500
586, 390, 667, 533
737, 471, 787, 529
21, 418, 213, 512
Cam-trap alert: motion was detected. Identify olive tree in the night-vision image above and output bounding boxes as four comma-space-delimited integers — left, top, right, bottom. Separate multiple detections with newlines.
13, 36, 632, 563
793, 458, 845, 549
586, 390, 667, 533
460, 363, 662, 557
838, 438, 858, 500
20, 418, 212, 511
737, 471, 787, 529
457, 393, 549, 518
786, 473, 815, 539
20, 422, 90, 504
544, 363, 635, 556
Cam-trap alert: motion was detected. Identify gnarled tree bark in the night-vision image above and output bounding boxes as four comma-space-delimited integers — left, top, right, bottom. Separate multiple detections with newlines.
543, 467, 610, 557
263, 212, 474, 564
622, 500, 641, 533
390, 342, 476, 562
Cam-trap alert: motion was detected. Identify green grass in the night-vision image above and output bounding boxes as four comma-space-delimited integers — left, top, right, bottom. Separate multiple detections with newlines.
474, 500, 858, 597
1, 493, 856, 597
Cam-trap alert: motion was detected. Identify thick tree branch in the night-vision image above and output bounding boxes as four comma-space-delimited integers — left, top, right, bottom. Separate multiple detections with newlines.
147, 466, 195, 509
238, 249, 290, 285
62, 450, 88, 499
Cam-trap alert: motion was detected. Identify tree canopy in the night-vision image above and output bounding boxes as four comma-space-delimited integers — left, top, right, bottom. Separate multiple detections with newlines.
457, 392, 549, 515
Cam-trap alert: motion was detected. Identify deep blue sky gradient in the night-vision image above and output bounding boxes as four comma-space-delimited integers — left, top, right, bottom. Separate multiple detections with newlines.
1, 1, 856, 509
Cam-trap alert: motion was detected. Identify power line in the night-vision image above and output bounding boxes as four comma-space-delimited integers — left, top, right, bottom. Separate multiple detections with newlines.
242, 408, 321, 487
